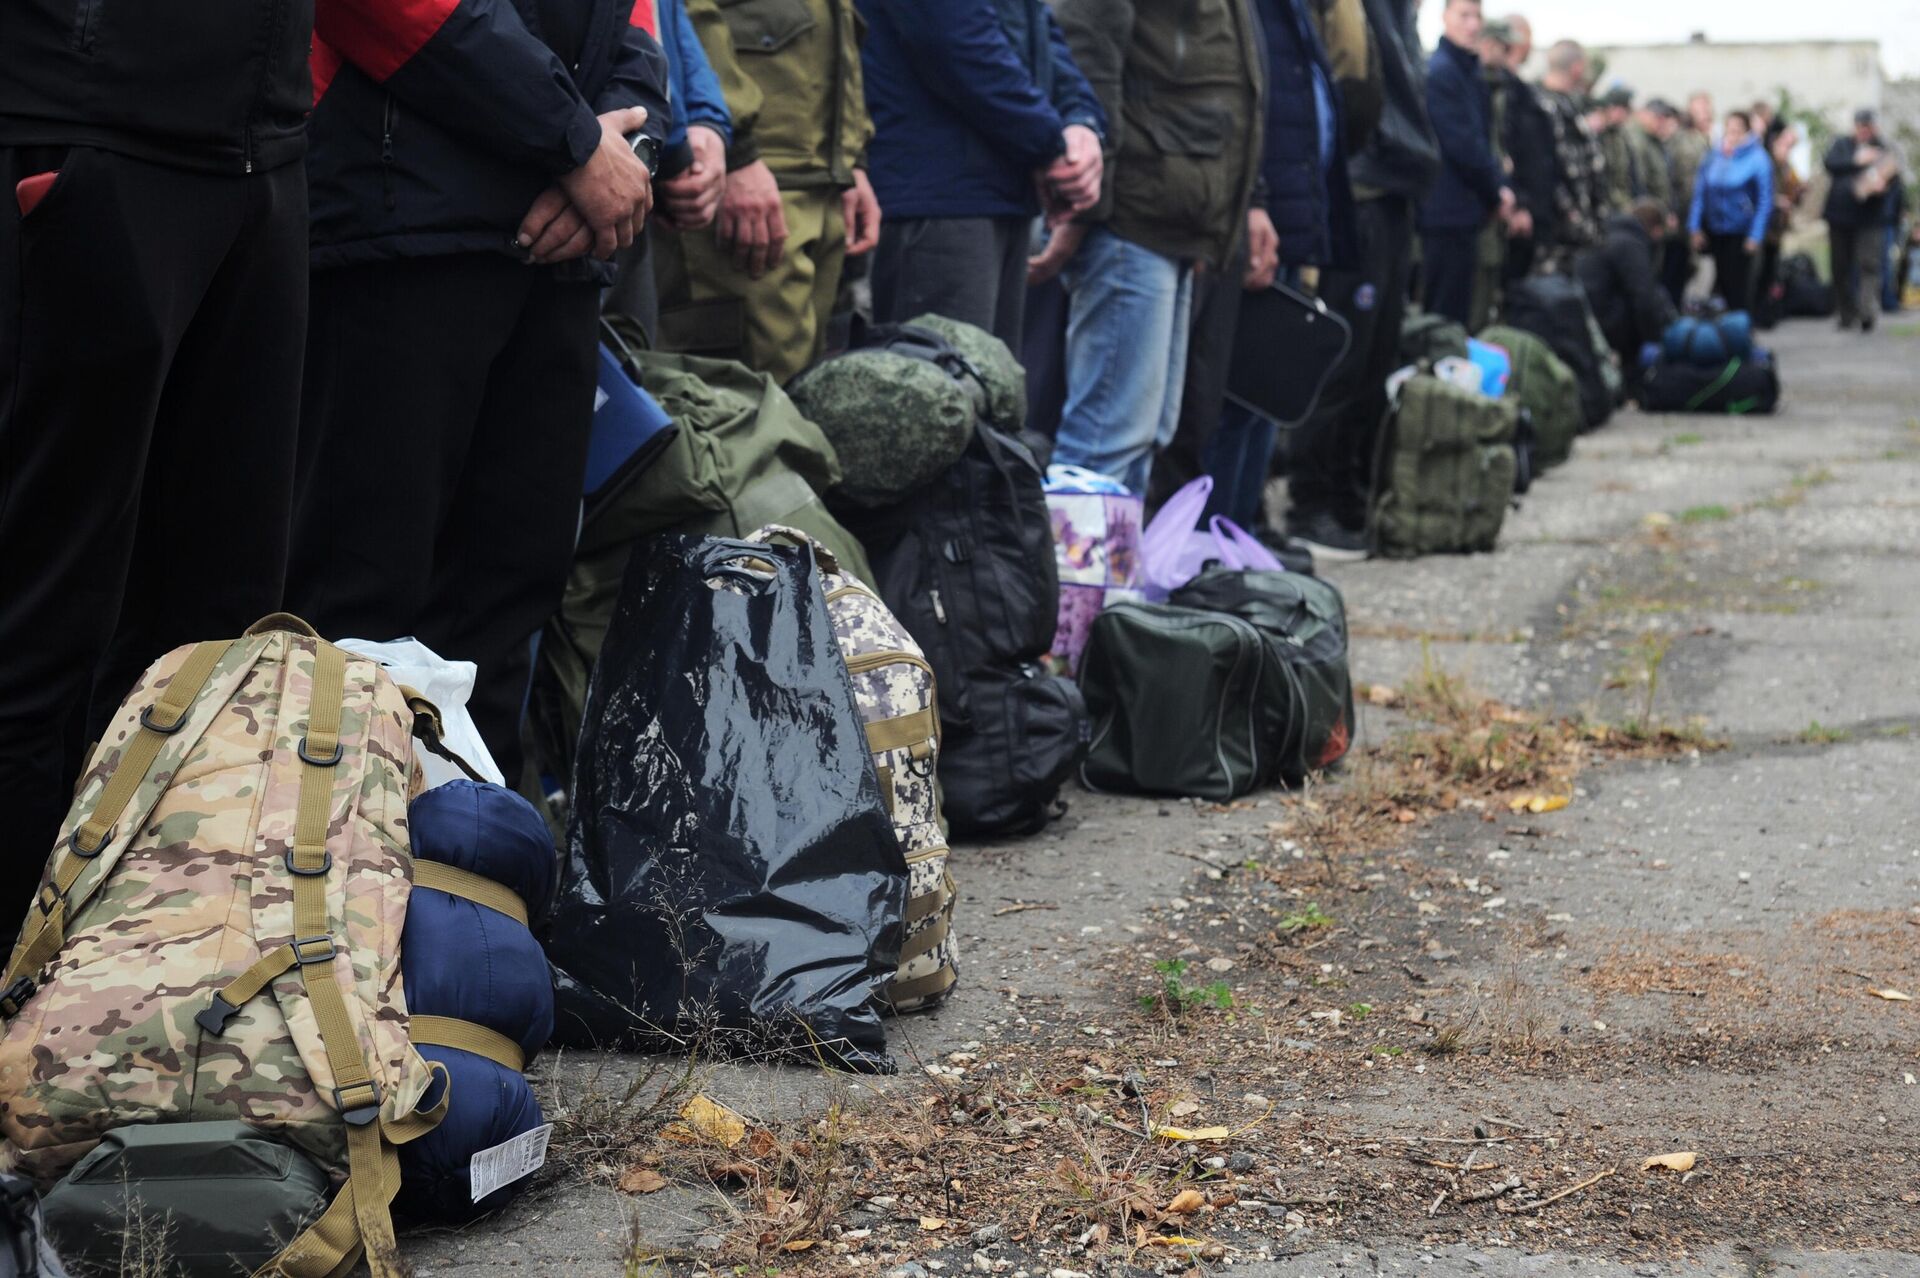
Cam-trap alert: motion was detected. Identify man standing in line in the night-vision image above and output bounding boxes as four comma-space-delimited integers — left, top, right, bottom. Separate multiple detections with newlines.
653, 0, 879, 383
290, 0, 667, 782
858, 0, 1107, 348
1477, 18, 1551, 307
1282, 0, 1438, 559
1532, 39, 1604, 273
1661, 92, 1714, 303
1419, 0, 1512, 325
1036, 0, 1267, 497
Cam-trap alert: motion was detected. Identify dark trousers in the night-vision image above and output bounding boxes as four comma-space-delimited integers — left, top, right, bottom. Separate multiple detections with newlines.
1830, 223, 1884, 327
1148, 238, 1251, 510
1420, 227, 1479, 325
0, 145, 306, 918
288, 254, 601, 785
1660, 233, 1693, 307
1288, 195, 1415, 531
1706, 233, 1754, 313
870, 215, 1030, 349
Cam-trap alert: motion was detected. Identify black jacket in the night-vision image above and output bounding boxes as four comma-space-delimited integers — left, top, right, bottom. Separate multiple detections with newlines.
307, 0, 669, 274
1252, 0, 1356, 267
1419, 37, 1502, 231
1576, 213, 1675, 356
1823, 133, 1901, 229
1346, 0, 1437, 202
1495, 65, 1557, 240
0, 0, 318, 173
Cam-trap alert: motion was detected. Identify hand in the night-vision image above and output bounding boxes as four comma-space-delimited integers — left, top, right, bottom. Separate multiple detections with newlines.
715, 159, 789, 278
1044, 124, 1105, 214
516, 186, 593, 264
1497, 186, 1517, 220
1691, 231, 1707, 252
1507, 207, 1534, 238
553, 106, 654, 260
1242, 207, 1279, 291
659, 125, 728, 231
1743, 238, 1760, 255
841, 168, 882, 257
1027, 221, 1087, 286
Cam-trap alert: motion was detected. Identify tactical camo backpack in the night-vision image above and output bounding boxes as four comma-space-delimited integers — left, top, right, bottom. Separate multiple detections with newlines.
753, 527, 957, 1012
0, 616, 487, 1278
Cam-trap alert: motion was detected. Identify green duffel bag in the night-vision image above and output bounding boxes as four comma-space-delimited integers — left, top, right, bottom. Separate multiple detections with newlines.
1168, 567, 1356, 784
1078, 602, 1271, 801
528, 331, 875, 802
1371, 372, 1519, 558
1398, 307, 1471, 367
42, 1122, 330, 1278
1480, 324, 1581, 470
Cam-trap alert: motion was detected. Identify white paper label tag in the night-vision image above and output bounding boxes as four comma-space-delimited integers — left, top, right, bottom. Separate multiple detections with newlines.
470, 1123, 553, 1202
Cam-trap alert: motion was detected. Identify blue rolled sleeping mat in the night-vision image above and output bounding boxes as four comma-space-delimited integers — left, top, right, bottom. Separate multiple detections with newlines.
398, 780, 558, 1222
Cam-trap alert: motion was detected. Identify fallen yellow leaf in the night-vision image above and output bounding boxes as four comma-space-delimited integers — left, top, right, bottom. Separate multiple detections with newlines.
1153, 1125, 1231, 1142
1146, 1235, 1205, 1247
1641, 1151, 1697, 1173
1529, 794, 1570, 813
662, 1094, 747, 1148
780, 1241, 817, 1253
1366, 683, 1401, 706
1164, 1189, 1206, 1215
618, 1167, 666, 1194
919, 1217, 947, 1231
1869, 988, 1912, 1002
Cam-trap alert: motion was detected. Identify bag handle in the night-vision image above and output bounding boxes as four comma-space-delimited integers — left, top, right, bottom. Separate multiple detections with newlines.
1209, 516, 1287, 574
245, 613, 321, 639
397, 687, 491, 785
748, 523, 842, 576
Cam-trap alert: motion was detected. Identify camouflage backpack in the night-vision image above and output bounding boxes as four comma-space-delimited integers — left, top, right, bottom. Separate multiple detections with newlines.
752, 527, 957, 1012
0, 616, 481, 1278
1371, 372, 1519, 558
1479, 324, 1581, 471
787, 313, 1026, 509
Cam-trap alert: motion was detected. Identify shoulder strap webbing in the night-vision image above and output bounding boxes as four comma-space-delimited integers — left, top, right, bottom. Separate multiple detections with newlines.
865, 708, 939, 755
3, 639, 235, 999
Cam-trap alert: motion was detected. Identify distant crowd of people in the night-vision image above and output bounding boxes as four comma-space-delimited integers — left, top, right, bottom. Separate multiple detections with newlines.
0, 0, 1910, 927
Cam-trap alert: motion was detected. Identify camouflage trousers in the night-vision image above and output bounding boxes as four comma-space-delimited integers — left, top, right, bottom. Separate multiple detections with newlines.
653, 186, 847, 385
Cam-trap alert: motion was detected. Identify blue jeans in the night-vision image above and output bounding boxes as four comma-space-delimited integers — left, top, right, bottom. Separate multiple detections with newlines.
1053, 227, 1194, 496
1201, 403, 1279, 529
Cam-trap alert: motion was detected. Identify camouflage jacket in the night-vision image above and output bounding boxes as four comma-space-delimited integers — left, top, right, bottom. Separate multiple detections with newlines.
1534, 85, 1604, 250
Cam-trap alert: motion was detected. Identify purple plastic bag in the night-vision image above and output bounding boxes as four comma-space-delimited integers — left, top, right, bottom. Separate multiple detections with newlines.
1141, 479, 1287, 600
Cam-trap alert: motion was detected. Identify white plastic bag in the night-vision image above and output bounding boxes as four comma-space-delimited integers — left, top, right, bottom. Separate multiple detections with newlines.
336, 637, 506, 789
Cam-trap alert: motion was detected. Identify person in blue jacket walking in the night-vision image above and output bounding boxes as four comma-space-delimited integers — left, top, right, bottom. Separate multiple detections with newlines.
858, 0, 1108, 347
1688, 109, 1772, 313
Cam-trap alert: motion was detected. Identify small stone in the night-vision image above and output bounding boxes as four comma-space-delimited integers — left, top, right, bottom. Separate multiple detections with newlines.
970, 1225, 1006, 1247
1121, 1071, 1148, 1097
1202, 1156, 1226, 1170
887, 1265, 928, 1278
974, 1255, 995, 1274
1228, 1152, 1256, 1173
695, 1236, 725, 1253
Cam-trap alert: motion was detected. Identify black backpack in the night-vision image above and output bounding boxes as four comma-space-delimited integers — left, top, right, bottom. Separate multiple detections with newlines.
1780, 253, 1835, 318
844, 419, 1087, 836
1502, 276, 1614, 432
1641, 353, 1781, 415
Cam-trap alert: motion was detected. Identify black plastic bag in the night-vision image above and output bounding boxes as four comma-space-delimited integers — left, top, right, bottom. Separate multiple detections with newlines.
545, 535, 907, 1072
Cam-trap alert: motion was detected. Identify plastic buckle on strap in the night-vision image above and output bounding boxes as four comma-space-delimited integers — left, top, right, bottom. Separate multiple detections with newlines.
284, 849, 333, 877
195, 992, 239, 1036
298, 735, 343, 767
292, 934, 338, 966
139, 703, 188, 735
334, 1080, 382, 1125
0, 977, 36, 1019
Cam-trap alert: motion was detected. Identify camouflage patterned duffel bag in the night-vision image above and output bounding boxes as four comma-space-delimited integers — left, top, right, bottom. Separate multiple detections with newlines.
0, 615, 461, 1278
753, 526, 958, 1012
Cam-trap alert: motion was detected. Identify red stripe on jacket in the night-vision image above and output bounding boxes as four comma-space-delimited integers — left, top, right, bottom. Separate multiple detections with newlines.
317, 0, 462, 84
628, 0, 657, 37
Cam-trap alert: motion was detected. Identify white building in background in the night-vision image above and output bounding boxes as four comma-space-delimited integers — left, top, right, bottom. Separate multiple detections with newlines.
1587, 35, 1884, 130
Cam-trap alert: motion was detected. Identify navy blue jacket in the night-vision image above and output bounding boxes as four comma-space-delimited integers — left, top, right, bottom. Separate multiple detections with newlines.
308, 0, 670, 277
1419, 36, 1504, 231
856, 0, 1107, 220
1252, 0, 1356, 268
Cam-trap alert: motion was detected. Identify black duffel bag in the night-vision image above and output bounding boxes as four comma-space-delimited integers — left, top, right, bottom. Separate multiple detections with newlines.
1641, 352, 1781, 415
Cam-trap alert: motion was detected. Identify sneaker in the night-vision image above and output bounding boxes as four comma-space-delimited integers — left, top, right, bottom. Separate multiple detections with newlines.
1862, 316, 1877, 334
1251, 524, 1320, 574
1287, 511, 1369, 563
